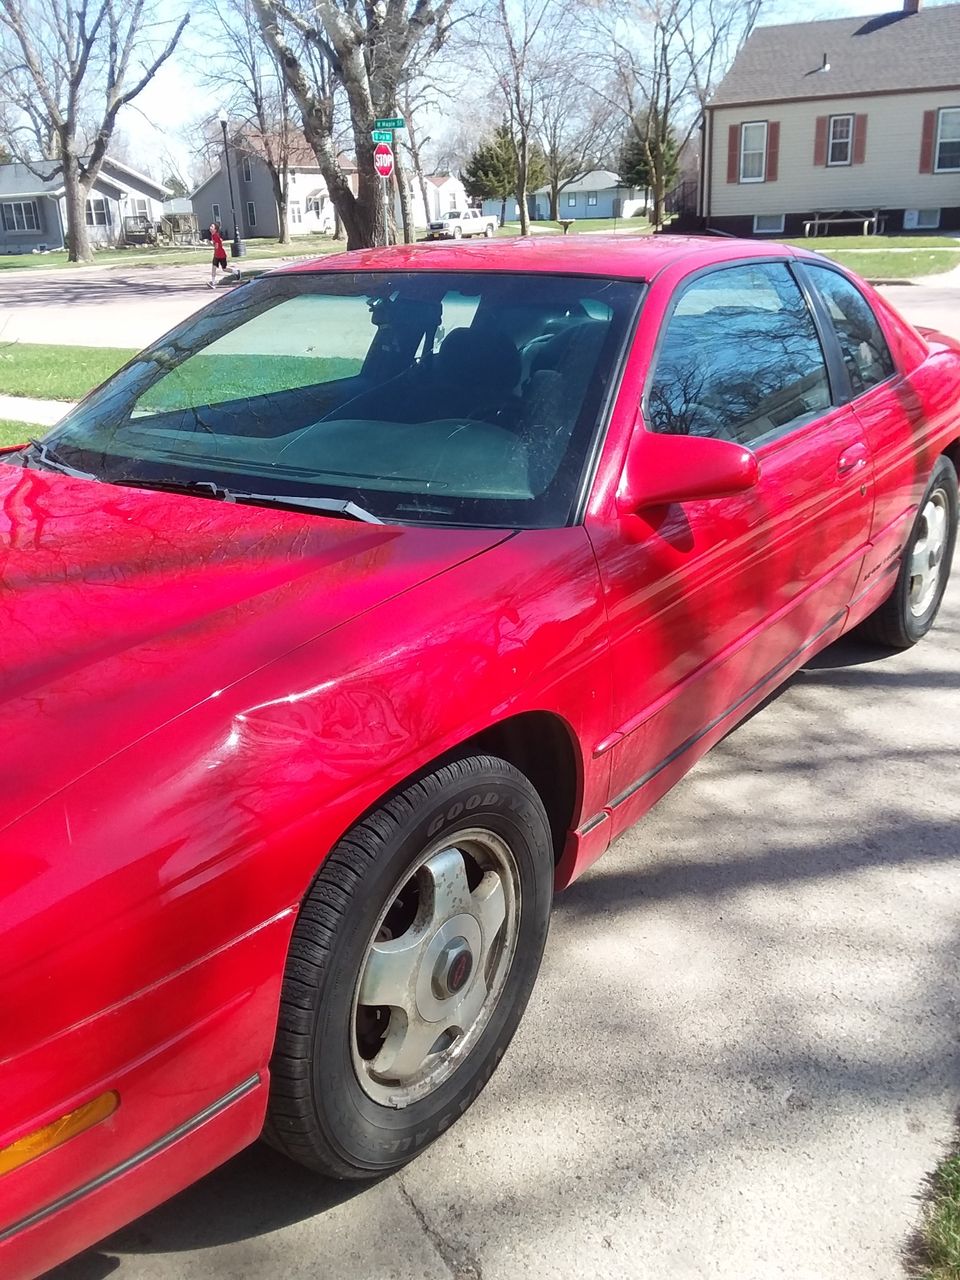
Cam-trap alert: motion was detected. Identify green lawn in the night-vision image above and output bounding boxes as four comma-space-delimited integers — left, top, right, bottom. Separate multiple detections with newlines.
807, 248, 960, 279
0, 420, 31, 446
0, 343, 136, 401
909, 1146, 960, 1279
0, 237, 347, 271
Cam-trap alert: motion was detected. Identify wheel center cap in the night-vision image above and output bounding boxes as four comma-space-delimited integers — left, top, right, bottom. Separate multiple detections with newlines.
433, 937, 473, 998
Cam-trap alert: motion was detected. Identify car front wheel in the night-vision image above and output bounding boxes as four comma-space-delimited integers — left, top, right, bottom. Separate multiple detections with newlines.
264, 755, 553, 1178
860, 453, 958, 648
453, 226, 462, 239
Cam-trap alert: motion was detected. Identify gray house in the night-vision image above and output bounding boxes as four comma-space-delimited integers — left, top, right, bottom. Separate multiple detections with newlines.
0, 158, 169, 254
191, 144, 358, 241
481, 170, 647, 223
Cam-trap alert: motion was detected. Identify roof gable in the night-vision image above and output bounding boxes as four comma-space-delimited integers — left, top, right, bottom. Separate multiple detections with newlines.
710, 3, 960, 107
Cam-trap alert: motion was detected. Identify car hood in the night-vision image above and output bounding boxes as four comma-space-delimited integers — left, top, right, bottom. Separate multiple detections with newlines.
0, 463, 508, 831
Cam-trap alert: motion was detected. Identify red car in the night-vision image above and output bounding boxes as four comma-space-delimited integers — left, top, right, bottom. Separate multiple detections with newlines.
1, 237, 957, 1278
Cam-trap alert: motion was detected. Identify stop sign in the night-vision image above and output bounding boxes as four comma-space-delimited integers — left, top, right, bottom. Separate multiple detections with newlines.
374, 143, 394, 178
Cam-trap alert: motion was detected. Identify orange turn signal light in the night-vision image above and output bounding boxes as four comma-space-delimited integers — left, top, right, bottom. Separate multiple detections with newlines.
0, 1091, 119, 1177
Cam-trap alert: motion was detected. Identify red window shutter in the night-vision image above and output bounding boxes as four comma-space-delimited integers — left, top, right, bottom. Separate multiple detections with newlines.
727, 124, 741, 183
766, 121, 780, 181
852, 114, 868, 164
814, 116, 829, 166
919, 109, 936, 173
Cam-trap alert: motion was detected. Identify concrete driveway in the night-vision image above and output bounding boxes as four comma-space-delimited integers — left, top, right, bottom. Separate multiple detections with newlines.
44, 570, 960, 1280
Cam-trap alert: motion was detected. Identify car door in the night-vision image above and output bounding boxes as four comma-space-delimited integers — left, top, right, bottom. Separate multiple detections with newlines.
586, 258, 875, 839
796, 261, 939, 618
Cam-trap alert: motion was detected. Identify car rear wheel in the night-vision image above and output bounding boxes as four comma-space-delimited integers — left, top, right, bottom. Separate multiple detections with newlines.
484, 224, 494, 238
859, 454, 957, 648
264, 755, 553, 1178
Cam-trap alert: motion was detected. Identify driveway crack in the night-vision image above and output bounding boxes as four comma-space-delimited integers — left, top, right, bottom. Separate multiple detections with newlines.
397, 1176, 482, 1280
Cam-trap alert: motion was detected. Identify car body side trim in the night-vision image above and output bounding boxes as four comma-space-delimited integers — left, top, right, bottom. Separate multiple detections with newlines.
0, 1074, 261, 1244
605, 608, 847, 813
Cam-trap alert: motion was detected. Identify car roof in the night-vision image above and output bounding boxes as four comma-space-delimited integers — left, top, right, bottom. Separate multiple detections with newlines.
275, 234, 806, 283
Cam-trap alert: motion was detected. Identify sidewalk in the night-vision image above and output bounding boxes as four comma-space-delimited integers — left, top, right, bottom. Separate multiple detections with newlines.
0, 394, 72, 426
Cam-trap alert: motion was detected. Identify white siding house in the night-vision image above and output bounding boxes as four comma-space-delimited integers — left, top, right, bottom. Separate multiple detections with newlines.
701, 0, 960, 235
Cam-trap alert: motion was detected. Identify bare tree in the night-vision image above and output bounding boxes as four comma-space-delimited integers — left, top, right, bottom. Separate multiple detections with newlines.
197, 0, 296, 243
586, 0, 762, 226
536, 80, 616, 221
468, 0, 568, 236
0, 0, 189, 261
251, 0, 452, 249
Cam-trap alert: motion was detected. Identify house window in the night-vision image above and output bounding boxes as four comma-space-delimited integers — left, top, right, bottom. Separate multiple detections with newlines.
246, 201, 256, 227
85, 197, 109, 226
935, 107, 960, 172
290, 201, 302, 225
130, 197, 149, 217
586, 191, 597, 206
448, 194, 457, 211
739, 121, 767, 182
1, 199, 40, 232
828, 115, 853, 166
904, 208, 941, 230
242, 156, 252, 182
753, 213, 785, 234
212, 203, 221, 222
567, 193, 577, 208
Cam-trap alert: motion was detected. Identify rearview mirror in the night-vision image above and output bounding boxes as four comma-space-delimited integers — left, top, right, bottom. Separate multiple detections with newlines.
617, 430, 759, 514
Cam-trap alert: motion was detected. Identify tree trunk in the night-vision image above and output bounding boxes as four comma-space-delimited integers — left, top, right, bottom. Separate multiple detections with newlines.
404, 120, 431, 229
61, 151, 91, 263
395, 149, 414, 244
549, 184, 559, 221
499, 197, 506, 227
270, 167, 291, 244
516, 140, 530, 236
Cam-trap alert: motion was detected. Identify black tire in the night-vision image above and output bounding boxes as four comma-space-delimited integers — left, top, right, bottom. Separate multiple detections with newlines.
264, 755, 553, 1179
859, 454, 958, 649
453, 225, 463, 239
484, 224, 494, 238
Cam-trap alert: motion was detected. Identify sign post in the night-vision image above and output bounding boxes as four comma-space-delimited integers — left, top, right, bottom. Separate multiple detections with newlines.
373, 143, 395, 247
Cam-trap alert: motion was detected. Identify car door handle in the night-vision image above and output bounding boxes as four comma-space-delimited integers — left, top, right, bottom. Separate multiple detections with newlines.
837, 442, 869, 475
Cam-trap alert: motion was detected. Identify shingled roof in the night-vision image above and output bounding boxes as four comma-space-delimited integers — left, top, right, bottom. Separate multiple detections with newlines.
709, 3, 960, 107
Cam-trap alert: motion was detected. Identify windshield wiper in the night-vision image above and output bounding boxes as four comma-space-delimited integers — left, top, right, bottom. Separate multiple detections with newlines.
110, 476, 383, 524
238, 492, 383, 523
25, 438, 97, 481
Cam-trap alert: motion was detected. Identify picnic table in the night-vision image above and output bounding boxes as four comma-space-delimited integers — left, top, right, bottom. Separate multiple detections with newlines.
803, 210, 885, 237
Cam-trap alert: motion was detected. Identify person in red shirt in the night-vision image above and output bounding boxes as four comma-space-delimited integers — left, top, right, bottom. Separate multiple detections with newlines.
208, 222, 238, 289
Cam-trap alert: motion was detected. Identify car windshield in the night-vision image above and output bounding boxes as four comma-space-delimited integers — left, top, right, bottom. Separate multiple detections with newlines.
39, 270, 642, 528
443, 212, 462, 220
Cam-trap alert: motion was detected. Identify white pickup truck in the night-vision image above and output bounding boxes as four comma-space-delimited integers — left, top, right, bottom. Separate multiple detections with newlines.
425, 209, 498, 240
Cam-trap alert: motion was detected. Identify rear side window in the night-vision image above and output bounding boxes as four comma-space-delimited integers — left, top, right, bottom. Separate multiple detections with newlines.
646, 262, 831, 447
803, 264, 895, 394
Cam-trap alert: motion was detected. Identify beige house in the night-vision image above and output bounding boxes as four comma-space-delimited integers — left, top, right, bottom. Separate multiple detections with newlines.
700, 0, 960, 236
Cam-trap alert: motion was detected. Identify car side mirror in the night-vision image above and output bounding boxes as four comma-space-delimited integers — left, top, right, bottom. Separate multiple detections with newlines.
617, 429, 759, 514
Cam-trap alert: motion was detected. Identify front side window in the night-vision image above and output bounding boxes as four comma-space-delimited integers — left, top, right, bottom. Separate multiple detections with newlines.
567, 193, 577, 208
42, 271, 642, 529
828, 114, 853, 166
587, 191, 597, 206
740, 122, 767, 182
2, 200, 39, 231
85, 198, 109, 226
803, 264, 895, 394
936, 107, 960, 171
646, 262, 831, 446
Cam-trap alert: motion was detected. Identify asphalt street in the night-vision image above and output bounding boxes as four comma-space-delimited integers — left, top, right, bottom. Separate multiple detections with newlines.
12, 252, 960, 1279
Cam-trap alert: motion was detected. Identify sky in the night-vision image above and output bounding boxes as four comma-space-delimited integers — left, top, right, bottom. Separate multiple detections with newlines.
119, 0, 948, 186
